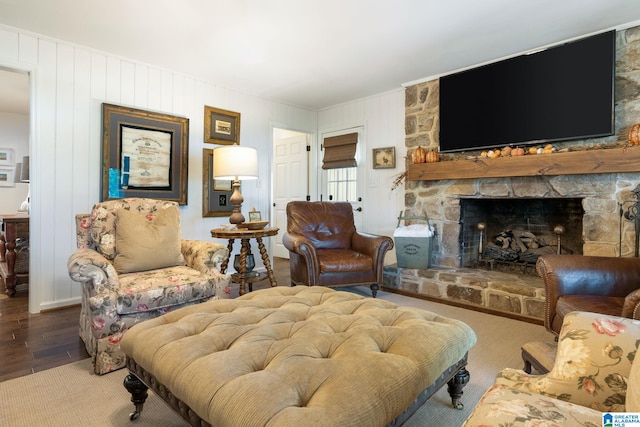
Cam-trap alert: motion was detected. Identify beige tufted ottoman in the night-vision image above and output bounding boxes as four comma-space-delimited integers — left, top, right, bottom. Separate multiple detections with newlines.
121, 286, 477, 427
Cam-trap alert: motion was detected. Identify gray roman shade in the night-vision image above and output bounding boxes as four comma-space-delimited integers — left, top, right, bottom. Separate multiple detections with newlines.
322, 132, 358, 169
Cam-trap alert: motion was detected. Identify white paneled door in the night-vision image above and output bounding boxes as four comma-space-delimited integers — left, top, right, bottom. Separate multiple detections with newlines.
272, 131, 310, 259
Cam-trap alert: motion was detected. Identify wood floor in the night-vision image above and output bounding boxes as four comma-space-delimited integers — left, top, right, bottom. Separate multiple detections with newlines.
0, 257, 292, 383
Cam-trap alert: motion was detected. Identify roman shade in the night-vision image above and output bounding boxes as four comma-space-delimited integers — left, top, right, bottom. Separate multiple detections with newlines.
322, 132, 357, 169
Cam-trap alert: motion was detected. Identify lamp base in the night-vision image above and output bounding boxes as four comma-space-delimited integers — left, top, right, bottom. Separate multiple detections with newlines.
229, 178, 245, 224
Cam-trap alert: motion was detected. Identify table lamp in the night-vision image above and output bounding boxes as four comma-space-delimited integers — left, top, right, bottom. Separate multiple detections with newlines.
212, 145, 258, 224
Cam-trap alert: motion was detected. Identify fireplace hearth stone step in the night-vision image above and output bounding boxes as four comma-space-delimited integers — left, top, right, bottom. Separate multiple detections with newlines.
382, 265, 545, 323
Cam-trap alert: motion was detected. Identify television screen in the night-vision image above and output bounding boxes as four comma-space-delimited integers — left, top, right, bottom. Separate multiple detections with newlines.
439, 30, 615, 153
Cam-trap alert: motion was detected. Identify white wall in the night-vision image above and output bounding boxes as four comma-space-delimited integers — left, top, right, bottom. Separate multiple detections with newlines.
317, 90, 406, 263
0, 24, 317, 312
0, 111, 29, 212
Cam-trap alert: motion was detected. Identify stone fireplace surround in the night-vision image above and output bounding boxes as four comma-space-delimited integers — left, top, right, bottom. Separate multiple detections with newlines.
382, 25, 640, 322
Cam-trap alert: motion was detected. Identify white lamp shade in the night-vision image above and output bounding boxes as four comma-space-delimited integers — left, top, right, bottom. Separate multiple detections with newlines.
213, 146, 258, 180
20, 156, 30, 182
14, 163, 22, 183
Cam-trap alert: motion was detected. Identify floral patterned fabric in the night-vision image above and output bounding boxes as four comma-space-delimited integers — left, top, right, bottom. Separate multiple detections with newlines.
68, 198, 232, 375
463, 311, 640, 426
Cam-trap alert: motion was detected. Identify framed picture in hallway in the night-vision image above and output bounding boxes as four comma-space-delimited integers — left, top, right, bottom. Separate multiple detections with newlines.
101, 103, 189, 205
0, 148, 14, 166
204, 106, 240, 145
0, 168, 13, 186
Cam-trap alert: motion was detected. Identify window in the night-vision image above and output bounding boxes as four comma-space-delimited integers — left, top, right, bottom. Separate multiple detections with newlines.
326, 167, 357, 201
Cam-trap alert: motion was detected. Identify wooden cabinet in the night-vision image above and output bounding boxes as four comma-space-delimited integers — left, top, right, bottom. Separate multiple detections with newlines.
0, 214, 29, 296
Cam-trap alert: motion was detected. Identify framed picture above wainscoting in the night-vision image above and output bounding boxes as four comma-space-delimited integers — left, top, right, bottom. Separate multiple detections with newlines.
101, 103, 189, 205
202, 148, 233, 217
204, 106, 240, 145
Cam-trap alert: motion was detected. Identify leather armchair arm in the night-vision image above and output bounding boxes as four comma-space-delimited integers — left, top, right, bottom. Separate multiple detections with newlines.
537, 254, 640, 330
622, 288, 640, 319
283, 231, 320, 283
351, 232, 394, 259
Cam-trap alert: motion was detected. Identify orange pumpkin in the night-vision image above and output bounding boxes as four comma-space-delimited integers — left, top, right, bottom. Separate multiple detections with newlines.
628, 124, 640, 146
511, 147, 525, 156
412, 146, 427, 164
426, 150, 439, 163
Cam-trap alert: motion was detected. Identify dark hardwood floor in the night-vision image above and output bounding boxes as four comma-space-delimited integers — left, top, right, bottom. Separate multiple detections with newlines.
0, 257, 292, 383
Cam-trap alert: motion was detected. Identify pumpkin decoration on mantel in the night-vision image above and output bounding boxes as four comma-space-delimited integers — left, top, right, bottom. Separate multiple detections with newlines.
628, 123, 640, 146
426, 149, 439, 163
412, 146, 427, 164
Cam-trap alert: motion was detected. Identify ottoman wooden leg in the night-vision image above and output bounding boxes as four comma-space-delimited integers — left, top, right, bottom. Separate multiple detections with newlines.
123, 372, 149, 421
447, 366, 470, 410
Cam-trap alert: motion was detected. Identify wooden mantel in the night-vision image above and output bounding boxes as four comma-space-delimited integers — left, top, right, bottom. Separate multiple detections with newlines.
407, 146, 640, 181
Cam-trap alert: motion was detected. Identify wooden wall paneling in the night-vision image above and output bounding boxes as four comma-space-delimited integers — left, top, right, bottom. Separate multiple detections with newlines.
120, 60, 135, 106
0, 27, 19, 62
134, 63, 149, 108
105, 56, 121, 103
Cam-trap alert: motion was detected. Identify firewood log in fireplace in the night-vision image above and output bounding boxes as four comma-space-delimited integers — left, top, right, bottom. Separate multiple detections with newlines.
484, 229, 558, 264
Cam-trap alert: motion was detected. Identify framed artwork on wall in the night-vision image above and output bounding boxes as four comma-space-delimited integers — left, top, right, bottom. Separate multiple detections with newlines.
0, 148, 14, 166
202, 148, 234, 217
372, 146, 396, 169
204, 106, 240, 145
101, 103, 189, 205
0, 168, 14, 186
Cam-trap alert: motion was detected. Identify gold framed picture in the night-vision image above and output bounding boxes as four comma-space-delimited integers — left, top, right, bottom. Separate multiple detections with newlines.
372, 146, 396, 169
101, 103, 189, 205
204, 106, 240, 145
202, 148, 234, 217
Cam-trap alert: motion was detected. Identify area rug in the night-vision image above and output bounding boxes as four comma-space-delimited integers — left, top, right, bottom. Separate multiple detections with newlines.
0, 288, 554, 427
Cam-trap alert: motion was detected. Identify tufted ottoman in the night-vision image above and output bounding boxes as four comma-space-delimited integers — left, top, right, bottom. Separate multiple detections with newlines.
121, 286, 477, 427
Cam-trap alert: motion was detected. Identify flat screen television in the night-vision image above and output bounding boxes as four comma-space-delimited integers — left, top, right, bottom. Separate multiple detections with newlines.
439, 30, 615, 153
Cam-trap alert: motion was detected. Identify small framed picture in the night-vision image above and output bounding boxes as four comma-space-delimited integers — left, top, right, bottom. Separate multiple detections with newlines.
204, 106, 240, 145
248, 211, 262, 222
372, 146, 396, 169
0, 148, 14, 166
0, 168, 14, 186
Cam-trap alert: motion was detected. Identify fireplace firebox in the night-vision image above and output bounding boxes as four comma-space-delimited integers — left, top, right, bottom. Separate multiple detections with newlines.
459, 198, 584, 272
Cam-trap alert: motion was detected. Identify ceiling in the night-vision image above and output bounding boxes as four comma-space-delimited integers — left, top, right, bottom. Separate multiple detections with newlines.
1, 0, 640, 112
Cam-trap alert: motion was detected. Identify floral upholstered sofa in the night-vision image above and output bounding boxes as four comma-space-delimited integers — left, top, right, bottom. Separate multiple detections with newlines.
463, 311, 640, 426
68, 198, 231, 374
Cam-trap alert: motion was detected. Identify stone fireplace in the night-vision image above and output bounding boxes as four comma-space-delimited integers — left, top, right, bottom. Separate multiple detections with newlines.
382, 24, 640, 321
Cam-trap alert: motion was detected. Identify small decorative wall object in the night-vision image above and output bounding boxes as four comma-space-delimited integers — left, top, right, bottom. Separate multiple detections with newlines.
102, 103, 189, 205
204, 106, 240, 145
372, 147, 395, 169
0, 168, 13, 186
0, 148, 14, 166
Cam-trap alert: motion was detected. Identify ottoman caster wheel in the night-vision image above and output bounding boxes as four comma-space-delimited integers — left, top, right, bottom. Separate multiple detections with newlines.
130, 411, 141, 421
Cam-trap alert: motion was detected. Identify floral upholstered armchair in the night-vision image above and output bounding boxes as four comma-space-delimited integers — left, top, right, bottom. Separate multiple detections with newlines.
67, 198, 231, 374
463, 311, 640, 426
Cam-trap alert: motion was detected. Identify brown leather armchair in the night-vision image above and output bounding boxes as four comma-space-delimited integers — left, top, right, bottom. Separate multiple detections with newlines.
283, 201, 394, 297
536, 254, 640, 335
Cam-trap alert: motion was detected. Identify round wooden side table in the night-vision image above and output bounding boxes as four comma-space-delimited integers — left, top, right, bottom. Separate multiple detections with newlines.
210, 227, 279, 296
